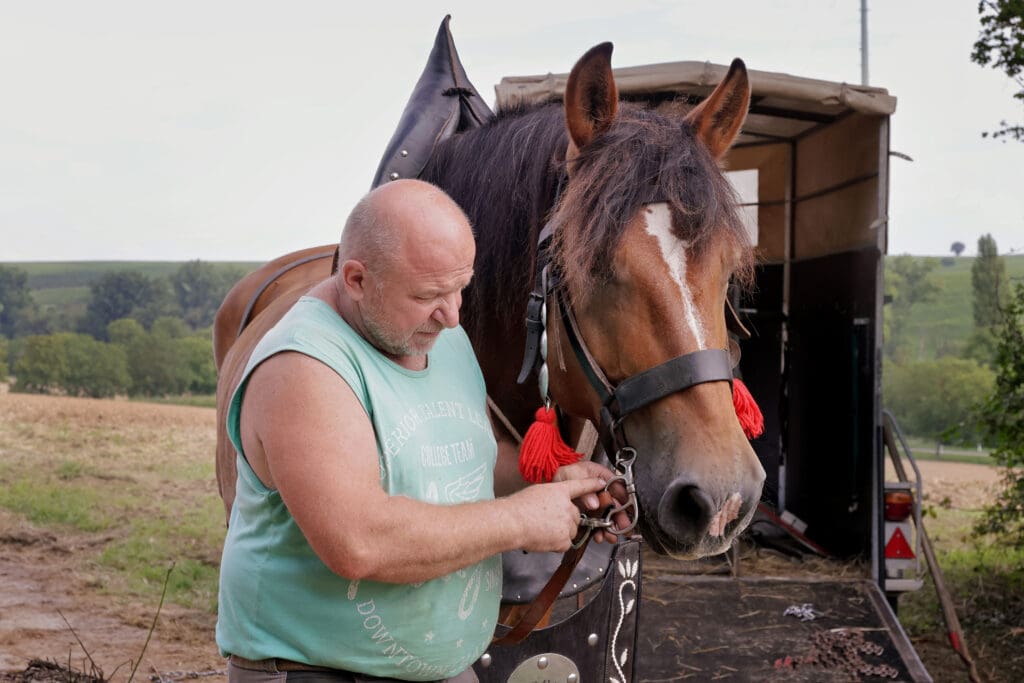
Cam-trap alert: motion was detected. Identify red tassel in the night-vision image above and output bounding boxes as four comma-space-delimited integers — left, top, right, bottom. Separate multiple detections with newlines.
733, 378, 764, 439
519, 406, 584, 483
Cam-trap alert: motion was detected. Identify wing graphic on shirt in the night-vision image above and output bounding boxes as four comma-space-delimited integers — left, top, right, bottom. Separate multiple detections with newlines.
444, 462, 487, 503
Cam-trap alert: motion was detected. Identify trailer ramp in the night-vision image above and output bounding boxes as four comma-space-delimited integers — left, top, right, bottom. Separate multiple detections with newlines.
636, 573, 931, 682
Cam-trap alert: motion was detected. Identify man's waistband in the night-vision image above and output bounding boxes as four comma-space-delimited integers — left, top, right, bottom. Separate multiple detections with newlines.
228, 654, 347, 675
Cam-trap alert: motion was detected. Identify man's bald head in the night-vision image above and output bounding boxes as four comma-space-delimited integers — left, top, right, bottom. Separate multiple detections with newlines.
338, 179, 473, 279
332, 180, 477, 363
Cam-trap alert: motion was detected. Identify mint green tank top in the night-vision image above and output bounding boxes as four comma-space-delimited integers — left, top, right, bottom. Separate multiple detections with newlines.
216, 296, 500, 680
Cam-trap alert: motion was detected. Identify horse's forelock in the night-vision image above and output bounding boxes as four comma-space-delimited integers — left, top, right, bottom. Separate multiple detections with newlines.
551, 105, 754, 307
420, 101, 754, 339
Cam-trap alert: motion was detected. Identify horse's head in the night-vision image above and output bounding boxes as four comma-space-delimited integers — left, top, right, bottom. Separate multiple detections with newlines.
547, 44, 765, 558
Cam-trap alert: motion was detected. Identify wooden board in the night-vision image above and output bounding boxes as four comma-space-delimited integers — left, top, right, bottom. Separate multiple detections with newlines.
634, 565, 931, 682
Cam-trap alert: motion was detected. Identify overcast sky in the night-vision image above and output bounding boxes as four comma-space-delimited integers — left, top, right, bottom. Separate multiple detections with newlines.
2, 0, 1022, 262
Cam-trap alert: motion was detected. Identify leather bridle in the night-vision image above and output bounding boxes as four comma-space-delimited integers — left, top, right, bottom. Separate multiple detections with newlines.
494, 190, 738, 645
516, 200, 736, 470
516, 213, 733, 541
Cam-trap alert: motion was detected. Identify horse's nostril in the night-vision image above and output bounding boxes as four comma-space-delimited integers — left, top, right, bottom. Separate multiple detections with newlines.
657, 480, 715, 546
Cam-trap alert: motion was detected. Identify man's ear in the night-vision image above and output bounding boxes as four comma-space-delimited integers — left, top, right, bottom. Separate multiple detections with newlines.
340, 260, 369, 301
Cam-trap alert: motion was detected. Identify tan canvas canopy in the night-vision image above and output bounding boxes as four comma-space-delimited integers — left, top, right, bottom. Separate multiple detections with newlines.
495, 60, 896, 144
497, 60, 897, 262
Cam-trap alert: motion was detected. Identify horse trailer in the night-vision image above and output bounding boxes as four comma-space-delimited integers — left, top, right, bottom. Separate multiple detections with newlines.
483, 55, 933, 682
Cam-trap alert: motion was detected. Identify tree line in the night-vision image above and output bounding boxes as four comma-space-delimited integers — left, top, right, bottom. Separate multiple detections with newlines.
882, 234, 1013, 444
0, 260, 245, 398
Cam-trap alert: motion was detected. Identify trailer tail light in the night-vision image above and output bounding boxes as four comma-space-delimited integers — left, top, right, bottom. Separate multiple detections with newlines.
884, 490, 914, 521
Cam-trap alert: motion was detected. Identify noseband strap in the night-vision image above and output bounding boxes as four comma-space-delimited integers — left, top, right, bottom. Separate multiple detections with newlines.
554, 286, 733, 454
610, 349, 733, 417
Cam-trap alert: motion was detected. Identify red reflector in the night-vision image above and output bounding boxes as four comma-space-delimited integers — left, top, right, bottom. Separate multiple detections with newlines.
885, 491, 914, 521
885, 527, 915, 559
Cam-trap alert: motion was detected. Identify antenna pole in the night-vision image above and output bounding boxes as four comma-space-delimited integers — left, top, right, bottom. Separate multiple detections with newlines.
860, 0, 869, 85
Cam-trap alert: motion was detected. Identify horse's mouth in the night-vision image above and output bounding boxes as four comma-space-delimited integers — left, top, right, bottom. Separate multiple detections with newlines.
639, 500, 757, 559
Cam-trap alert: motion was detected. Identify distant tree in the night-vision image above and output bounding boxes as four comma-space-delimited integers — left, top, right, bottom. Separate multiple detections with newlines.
80, 271, 173, 339
107, 317, 146, 346
972, 0, 1024, 142
884, 255, 939, 362
11, 333, 129, 397
151, 316, 190, 339
972, 234, 1008, 328
60, 333, 130, 398
0, 336, 8, 377
169, 261, 245, 330
963, 327, 1000, 367
120, 324, 191, 396
975, 282, 1024, 546
884, 357, 994, 442
13, 335, 69, 393
951, 241, 966, 257
0, 265, 38, 338
180, 334, 217, 394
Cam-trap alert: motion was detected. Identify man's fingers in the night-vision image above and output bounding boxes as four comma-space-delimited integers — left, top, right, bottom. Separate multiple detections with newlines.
613, 509, 631, 532
578, 460, 616, 480
560, 476, 608, 499
607, 479, 628, 503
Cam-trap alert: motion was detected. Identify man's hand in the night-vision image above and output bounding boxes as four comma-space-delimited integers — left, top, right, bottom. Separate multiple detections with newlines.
553, 461, 631, 544
505, 477, 609, 552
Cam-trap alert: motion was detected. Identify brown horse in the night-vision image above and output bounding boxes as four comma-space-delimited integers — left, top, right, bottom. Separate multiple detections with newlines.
214, 43, 765, 559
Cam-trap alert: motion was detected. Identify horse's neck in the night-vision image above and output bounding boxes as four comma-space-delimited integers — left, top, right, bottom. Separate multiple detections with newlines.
424, 116, 563, 433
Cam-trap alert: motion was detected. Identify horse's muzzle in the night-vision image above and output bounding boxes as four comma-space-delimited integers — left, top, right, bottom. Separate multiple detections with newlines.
655, 477, 760, 550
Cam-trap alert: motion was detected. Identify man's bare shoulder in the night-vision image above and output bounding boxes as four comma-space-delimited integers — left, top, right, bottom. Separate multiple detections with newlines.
240, 349, 375, 490
248, 351, 362, 412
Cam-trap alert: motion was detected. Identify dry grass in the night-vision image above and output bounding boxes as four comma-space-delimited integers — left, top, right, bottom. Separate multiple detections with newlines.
0, 392, 226, 680
0, 393, 224, 609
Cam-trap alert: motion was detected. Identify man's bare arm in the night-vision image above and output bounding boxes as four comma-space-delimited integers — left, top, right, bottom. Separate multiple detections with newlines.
489, 409, 529, 498
239, 352, 607, 584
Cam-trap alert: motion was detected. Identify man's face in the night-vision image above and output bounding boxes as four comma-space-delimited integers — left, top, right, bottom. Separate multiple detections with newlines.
361, 280, 451, 357
358, 236, 475, 359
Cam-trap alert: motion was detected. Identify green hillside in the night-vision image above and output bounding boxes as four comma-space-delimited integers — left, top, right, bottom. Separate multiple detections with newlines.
4, 261, 262, 319
893, 253, 1024, 361
4, 254, 1020, 361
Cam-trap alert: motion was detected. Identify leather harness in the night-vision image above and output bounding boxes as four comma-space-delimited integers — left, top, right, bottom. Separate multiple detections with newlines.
235, 249, 335, 339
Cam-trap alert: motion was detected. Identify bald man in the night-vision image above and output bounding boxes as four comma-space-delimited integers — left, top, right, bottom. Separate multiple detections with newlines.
216, 180, 617, 683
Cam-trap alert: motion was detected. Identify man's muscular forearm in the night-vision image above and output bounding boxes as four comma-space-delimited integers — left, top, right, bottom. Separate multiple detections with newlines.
314, 477, 605, 584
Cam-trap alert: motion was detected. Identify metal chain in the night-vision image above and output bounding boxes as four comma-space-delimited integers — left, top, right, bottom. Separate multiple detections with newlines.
800, 629, 900, 679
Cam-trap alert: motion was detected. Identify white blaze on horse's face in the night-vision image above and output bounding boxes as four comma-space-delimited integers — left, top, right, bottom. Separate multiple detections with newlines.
642, 203, 706, 350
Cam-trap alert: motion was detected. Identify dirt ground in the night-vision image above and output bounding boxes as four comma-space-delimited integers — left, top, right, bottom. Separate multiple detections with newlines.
0, 394, 1004, 681
0, 394, 225, 682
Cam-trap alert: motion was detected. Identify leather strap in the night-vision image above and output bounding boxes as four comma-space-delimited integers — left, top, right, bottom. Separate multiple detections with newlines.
612, 349, 733, 416
491, 537, 591, 645
228, 654, 344, 674
236, 250, 335, 339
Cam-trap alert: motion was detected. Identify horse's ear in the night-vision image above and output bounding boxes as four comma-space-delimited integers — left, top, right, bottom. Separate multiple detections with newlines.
564, 42, 619, 151
684, 58, 750, 159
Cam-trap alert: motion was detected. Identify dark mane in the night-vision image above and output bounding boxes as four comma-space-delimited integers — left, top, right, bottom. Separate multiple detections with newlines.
420, 101, 754, 340
551, 104, 754, 304
421, 104, 567, 339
